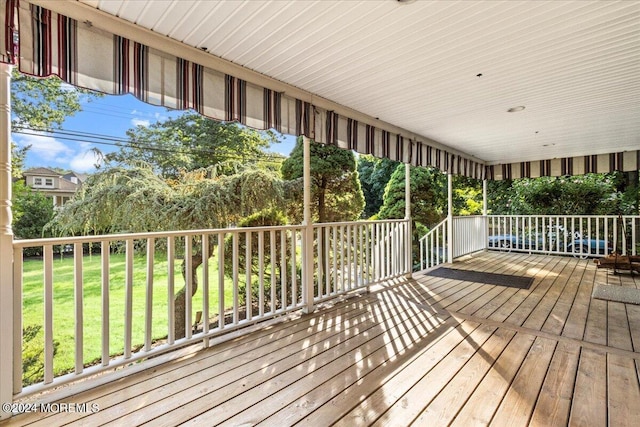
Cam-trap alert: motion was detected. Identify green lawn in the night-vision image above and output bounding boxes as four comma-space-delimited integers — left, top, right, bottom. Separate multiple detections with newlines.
21, 251, 236, 384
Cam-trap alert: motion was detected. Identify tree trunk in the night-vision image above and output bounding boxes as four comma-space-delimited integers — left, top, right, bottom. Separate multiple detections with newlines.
174, 253, 203, 340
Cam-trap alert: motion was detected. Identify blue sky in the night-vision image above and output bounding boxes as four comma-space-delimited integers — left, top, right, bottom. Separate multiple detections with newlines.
14, 93, 297, 173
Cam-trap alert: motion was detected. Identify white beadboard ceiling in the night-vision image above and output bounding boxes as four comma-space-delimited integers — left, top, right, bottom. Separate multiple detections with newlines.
77, 0, 639, 166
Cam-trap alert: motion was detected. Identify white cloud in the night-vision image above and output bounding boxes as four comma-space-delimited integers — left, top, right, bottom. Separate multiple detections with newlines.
69, 150, 100, 172
131, 118, 151, 127
14, 132, 73, 161
14, 132, 102, 172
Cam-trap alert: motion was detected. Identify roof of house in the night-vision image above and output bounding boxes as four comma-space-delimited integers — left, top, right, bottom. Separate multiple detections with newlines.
23, 167, 62, 177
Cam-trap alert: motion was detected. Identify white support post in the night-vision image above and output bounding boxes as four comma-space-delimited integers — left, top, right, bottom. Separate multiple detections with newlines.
0, 62, 14, 419
483, 179, 488, 251
447, 173, 454, 263
405, 163, 412, 277
301, 136, 314, 314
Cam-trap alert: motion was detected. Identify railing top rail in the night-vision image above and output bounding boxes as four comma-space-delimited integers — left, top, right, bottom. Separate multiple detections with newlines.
13, 218, 411, 248
487, 214, 640, 219
12, 224, 305, 248
419, 217, 449, 243
313, 218, 410, 227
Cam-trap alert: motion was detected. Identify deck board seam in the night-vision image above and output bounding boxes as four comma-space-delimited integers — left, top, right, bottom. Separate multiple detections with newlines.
441, 307, 640, 360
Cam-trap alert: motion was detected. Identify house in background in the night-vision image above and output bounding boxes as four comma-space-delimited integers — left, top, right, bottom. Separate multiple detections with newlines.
22, 167, 84, 207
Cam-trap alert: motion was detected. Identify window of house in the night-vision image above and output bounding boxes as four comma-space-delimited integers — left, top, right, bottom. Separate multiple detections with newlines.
34, 178, 42, 186
45, 178, 53, 187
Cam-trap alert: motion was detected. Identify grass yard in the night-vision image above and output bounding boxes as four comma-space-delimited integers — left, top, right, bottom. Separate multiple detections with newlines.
21, 251, 236, 384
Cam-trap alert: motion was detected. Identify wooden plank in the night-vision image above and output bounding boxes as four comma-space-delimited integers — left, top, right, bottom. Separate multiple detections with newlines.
98, 282, 453, 426
287, 321, 480, 427
519, 260, 575, 331
143, 304, 461, 426
568, 348, 607, 427
409, 328, 517, 426
529, 341, 580, 427
540, 259, 586, 335
449, 333, 536, 426
607, 301, 633, 351
489, 336, 557, 426
19, 299, 371, 427
346, 324, 498, 427
76, 308, 388, 425
217, 319, 469, 427
607, 353, 640, 427
500, 257, 570, 328
583, 298, 608, 346
561, 261, 597, 341
625, 304, 640, 352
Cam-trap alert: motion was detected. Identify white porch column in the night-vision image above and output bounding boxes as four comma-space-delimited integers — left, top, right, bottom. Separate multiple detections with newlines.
447, 173, 453, 263
0, 62, 14, 419
483, 179, 488, 251
405, 163, 412, 277
301, 135, 314, 314
483, 179, 488, 216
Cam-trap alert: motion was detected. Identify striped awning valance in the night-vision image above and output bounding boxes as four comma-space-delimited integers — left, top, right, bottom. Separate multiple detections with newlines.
488, 151, 640, 180
0, 0, 489, 180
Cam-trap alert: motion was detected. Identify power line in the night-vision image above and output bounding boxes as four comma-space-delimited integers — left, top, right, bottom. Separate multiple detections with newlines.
12, 125, 289, 164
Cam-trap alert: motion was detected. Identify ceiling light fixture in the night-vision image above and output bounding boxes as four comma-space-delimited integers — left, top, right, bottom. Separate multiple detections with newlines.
507, 106, 525, 113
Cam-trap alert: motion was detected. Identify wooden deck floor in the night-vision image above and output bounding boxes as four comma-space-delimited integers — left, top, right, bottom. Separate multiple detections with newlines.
3, 251, 640, 426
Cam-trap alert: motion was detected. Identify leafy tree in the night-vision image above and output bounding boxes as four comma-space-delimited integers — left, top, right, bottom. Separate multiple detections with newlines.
11, 70, 101, 131
12, 181, 55, 241
106, 113, 281, 178
48, 163, 292, 339
281, 137, 364, 223
453, 175, 483, 216
222, 207, 295, 315
377, 164, 447, 268
357, 155, 400, 219
489, 173, 632, 215
10, 70, 102, 176
377, 164, 446, 226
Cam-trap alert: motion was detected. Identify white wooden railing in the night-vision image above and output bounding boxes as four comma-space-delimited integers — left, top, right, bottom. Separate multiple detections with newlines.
488, 215, 639, 257
9, 219, 409, 398
419, 215, 640, 271
419, 218, 449, 270
452, 215, 487, 258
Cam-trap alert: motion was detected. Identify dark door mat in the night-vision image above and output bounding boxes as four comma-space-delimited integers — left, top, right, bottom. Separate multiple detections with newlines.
592, 284, 640, 305
426, 267, 534, 289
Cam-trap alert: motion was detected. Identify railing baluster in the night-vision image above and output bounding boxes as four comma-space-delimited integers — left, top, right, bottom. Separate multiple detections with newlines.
74, 242, 83, 373
316, 226, 323, 299
281, 229, 287, 310
258, 231, 264, 317
144, 238, 154, 352
218, 232, 225, 329
246, 231, 252, 320
325, 226, 331, 296
124, 239, 134, 357
101, 241, 110, 365
167, 237, 175, 345
185, 236, 193, 339
270, 230, 276, 314
332, 226, 338, 294
43, 245, 54, 384
201, 234, 210, 343
291, 229, 297, 306
232, 233, 239, 323
347, 225, 352, 290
